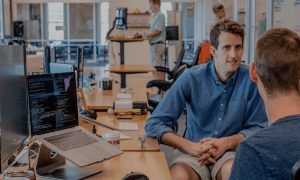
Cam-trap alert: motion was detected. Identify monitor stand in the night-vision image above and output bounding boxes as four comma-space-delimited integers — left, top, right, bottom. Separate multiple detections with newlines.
35, 145, 102, 180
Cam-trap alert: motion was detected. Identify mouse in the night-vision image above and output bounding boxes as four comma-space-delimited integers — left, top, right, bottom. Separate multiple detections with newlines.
122, 172, 149, 180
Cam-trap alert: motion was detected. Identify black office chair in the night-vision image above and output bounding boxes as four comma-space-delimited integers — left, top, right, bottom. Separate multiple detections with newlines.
154, 48, 186, 80
147, 64, 187, 112
187, 45, 201, 68
292, 160, 300, 180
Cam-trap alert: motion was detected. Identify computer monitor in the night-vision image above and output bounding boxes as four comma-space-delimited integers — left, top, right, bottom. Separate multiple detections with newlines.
115, 8, 127, 30
166, 26, 179, 41
27, 72, 78, 136
0, 45, 28, 173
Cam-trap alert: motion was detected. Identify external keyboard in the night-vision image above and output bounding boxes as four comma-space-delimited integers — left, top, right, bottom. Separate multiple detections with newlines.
118, 122, 139, 131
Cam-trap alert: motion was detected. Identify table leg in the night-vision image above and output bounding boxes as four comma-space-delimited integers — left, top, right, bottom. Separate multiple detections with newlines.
120, 73, 126, 88
120, 42, 124, 64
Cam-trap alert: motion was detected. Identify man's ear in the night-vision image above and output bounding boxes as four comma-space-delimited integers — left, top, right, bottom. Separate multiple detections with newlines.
249, 63, 258, 83
210, 45, 217, 58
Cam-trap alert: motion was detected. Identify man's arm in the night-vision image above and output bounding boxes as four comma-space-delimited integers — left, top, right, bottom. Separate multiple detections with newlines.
145, 70, 191, 142
147, 30, 161, 39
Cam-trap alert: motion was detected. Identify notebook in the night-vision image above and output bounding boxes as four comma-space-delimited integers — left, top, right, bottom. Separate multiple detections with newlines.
27, 72, 122, 167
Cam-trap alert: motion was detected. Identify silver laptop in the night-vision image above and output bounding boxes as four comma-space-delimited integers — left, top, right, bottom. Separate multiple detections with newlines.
49, 62, 74, 73
27, 72, 122, 167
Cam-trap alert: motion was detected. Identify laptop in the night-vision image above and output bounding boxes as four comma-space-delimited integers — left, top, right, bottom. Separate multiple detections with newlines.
49, 62, 74, 73
27, 72, 122, 167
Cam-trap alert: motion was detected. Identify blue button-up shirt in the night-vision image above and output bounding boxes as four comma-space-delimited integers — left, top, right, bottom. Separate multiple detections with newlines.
145, 61, 267, 142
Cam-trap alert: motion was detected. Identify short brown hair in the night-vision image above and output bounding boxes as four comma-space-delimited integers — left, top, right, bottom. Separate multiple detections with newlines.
212, 2, 224, 13
149, 0, 160, 6
255, 28, 300, 95
210, 19, 244, 49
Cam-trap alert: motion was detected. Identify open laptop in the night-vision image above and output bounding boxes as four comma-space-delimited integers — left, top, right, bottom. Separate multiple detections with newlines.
49, 62, 74, 73
27, 72, 122, 167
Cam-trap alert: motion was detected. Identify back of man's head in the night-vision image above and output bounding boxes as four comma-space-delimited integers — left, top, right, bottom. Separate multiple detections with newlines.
255, 28, 300, 95
210, 19, 244, 49
212, 2, 224, 14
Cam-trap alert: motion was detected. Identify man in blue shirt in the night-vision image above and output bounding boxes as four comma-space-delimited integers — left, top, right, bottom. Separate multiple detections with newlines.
230, 29, 300, 179
145, 20, 267, 180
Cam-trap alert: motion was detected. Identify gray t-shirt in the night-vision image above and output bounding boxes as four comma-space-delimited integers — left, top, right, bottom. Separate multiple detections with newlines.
230, 115, 300, 180
149, 12, 166, 44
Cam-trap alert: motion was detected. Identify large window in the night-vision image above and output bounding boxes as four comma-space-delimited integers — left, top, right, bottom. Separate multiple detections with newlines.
0, 0, 3, 40
100, 2, 109, 45
47, 3, 64, 40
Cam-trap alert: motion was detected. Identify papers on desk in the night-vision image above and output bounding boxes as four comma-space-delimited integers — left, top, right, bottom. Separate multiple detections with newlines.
117, 92, 132, 99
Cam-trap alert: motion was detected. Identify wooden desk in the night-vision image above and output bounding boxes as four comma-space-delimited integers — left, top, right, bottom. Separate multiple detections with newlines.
106, 64, 155, 88
86, 152, 171, 180
80, 112, 160, 151
82, 74, 153, 110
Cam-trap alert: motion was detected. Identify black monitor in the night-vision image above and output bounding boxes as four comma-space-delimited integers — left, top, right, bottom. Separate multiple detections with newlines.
27, 72, 78, 136
0, 45, 28, 173
166, 26, 179, 40
115, 8, 127, 30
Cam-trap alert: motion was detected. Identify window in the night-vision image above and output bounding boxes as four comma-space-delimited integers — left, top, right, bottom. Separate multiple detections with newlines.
161, 2, 172, 25
47, 3, 64, 40
100, 2, 109, 45
0, 0, 3, 40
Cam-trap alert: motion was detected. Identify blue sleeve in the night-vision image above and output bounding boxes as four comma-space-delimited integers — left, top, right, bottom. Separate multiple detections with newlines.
145, 70, 191, 142
230, 142, 266, 180
239, 86, 268, 137
153, 13, 165, 32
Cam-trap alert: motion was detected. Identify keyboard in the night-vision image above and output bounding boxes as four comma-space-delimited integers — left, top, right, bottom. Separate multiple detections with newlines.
79, 113, 96, 122
118, 122, 139, 131
45, 130, 97, 151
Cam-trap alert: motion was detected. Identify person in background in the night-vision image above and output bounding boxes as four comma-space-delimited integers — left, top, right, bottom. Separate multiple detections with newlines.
209, 2, 226, 33
230, 28, 300, 179
147, 0, 166, 79
145, 19, 267, 180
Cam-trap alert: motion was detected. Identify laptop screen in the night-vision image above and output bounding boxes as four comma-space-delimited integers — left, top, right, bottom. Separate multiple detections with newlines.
28, 72, 78, 135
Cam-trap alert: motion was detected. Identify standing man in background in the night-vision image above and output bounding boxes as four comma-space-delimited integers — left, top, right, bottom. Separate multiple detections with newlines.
147, 0, 166, 79
210, 2, 226, 30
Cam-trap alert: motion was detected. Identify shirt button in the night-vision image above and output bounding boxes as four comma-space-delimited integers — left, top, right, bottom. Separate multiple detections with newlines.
218, 118, 221, 121
221, 103, 224, 106
215, 131, 218, 135
223, 90, 226, 93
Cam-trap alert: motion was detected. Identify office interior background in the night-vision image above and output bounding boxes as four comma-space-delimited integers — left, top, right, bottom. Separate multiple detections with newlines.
0, 0, 299, 67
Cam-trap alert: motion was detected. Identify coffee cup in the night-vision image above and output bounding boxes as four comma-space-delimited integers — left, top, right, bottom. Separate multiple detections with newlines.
102, 131, 120, 144
99, 78, 113, 90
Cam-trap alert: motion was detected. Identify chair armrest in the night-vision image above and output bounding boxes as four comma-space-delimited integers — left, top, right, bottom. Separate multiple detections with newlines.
146, 80, 172, 91
154, 66, 171, 74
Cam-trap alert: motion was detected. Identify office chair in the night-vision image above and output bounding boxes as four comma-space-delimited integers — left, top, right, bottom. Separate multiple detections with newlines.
147, 64, 187, 112
185, 45, 201, 68
154, 48, 186, 80
292, 160, 300, 180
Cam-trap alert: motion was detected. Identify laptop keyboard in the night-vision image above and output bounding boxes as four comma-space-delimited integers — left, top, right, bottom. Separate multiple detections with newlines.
45, 130, 98, 151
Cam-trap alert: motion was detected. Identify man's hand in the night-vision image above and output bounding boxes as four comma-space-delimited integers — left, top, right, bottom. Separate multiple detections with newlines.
200, 137, 230, 160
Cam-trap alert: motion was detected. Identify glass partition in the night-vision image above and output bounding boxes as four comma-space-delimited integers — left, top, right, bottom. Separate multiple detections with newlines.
0, 0, 3, 40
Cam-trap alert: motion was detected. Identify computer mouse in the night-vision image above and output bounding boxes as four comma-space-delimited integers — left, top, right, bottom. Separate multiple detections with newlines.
122, 172, 149, 180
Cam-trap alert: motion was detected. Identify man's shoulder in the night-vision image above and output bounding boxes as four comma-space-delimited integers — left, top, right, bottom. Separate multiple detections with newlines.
186, 63, 210, 76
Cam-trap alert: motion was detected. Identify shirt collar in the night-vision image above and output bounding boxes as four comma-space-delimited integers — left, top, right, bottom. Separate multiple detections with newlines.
209, 60, 238, 85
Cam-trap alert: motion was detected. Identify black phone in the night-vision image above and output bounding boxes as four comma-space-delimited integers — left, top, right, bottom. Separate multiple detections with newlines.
80, 109, 97, 119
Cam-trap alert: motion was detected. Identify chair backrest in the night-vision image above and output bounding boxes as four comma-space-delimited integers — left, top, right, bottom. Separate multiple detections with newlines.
199, 41, 211, 64
190, 45, 201, 67
170, 48, 186, 78
292, 160, 300, 180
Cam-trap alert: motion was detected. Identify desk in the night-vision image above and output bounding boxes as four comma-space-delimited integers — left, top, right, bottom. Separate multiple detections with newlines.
82, 74, 153, 110
79, 112, 160, 151
106, 64, 155, 88
108, 37, 144, 65
86, 152, 171, 180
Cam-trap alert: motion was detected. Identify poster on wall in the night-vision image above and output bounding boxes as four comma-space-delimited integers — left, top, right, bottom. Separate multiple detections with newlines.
273, 0, 300, 34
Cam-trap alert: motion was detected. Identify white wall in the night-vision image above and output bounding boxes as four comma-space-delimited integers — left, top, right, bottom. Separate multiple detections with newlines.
109, 0, 150, 65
